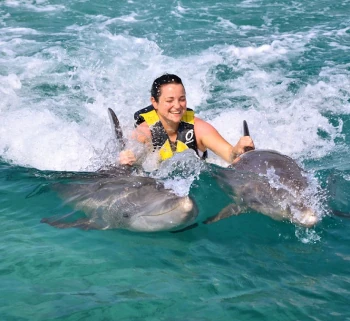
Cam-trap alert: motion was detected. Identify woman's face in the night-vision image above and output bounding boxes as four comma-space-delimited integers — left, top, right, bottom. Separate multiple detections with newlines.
151, 83, 187, 125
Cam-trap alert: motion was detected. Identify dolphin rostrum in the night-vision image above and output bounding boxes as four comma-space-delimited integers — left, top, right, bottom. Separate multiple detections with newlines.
204, 121, 319, 227
41, 169, 198, 232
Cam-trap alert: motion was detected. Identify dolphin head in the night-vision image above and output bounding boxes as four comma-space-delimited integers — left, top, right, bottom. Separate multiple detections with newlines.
124, 194, 198, 232
287, 204, 319, 228
50, 176, 198, 232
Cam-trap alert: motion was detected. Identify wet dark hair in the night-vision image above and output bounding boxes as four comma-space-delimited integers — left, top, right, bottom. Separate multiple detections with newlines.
151, 74, 184, 102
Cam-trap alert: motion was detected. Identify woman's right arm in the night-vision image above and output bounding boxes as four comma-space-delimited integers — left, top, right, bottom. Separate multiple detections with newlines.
119, 123, 151, 165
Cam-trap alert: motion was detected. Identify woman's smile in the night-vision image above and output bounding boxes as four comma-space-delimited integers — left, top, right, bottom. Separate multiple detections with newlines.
152, 83, 187, 125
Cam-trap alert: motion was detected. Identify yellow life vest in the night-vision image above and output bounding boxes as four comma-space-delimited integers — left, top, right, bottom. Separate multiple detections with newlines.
134, 105, 202, 161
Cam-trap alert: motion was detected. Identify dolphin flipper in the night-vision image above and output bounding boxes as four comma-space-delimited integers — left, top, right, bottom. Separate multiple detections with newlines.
26, 183, 50, 198
41, 212, 108, 230
203, 204, 246, 224
332, 210, 350, 218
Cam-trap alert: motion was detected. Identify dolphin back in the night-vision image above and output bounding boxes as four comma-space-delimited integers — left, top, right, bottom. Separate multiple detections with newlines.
231, 149, 308, 190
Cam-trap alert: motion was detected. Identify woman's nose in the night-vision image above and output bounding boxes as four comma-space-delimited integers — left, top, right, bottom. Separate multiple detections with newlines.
174, 100, 181, 108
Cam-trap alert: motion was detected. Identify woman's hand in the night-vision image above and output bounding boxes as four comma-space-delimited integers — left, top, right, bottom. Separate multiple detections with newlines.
235, 136, 255, 155
119, 150, 137, 166
231, 136, 255, 164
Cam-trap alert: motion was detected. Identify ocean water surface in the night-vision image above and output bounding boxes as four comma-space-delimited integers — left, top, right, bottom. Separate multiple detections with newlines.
0, 0, 349, 320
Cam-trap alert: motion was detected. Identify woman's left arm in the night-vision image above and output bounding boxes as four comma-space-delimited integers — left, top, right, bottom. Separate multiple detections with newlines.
194, 117, 254, 163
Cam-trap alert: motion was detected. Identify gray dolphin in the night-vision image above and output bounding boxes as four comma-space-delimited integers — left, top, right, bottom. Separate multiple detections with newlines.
41, 170, 198, 232
204, 149, 319, 227
40, 108, 198, 232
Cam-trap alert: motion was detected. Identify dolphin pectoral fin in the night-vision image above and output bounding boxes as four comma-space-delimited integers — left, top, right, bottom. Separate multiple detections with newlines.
41, 217, 93, 229
26, 183, 50, 198
332, 209, 350, 218
203, 204, 245, 224
41, 213, 107, 230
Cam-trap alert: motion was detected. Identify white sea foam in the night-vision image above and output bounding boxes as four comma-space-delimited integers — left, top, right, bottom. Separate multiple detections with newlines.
0, 74, 21, 112
0, 15, 348, 173
99, 13, 139, 26
217, 17, 238, 30
0, 108, 116, 171
0, 27, 40, 36
4, 0, 65, 12
238, 0, 261, 8
171, 2, 190, 18
176, 2, 189, 14
295, 227, 321, 244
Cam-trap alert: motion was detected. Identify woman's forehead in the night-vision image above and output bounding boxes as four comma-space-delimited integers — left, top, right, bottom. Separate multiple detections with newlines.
160, 83, 186, 97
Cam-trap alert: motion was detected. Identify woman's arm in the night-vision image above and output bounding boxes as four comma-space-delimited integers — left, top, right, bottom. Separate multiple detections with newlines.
119, 123, 152, 165
194, 117, 254, 163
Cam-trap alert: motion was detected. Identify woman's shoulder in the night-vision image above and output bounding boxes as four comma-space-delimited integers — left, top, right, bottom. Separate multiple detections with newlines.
194, 116, 218, 133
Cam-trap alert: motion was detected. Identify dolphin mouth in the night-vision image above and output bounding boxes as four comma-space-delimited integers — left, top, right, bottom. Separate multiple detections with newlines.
129, 196, 197, 232
139, 196, 194, 217
141, 203, 182, 217
291, 207, 319, 227
298, 213, 319, 227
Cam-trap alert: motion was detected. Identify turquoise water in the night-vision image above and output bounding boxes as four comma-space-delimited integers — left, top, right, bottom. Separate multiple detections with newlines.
1, 0, 350, 320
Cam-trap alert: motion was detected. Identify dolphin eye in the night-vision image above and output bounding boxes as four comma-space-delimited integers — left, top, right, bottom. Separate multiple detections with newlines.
123, 213, 129, 218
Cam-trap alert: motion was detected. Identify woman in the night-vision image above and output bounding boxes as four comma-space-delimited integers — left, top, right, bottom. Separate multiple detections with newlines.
119, 74, 254, 165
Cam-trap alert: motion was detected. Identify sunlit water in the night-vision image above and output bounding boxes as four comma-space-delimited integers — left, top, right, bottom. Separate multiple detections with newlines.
1, 0, 350, 320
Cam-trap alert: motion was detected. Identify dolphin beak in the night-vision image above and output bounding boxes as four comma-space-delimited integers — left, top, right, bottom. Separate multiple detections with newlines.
297, 208, 318, 227
128, 196, 198, 232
